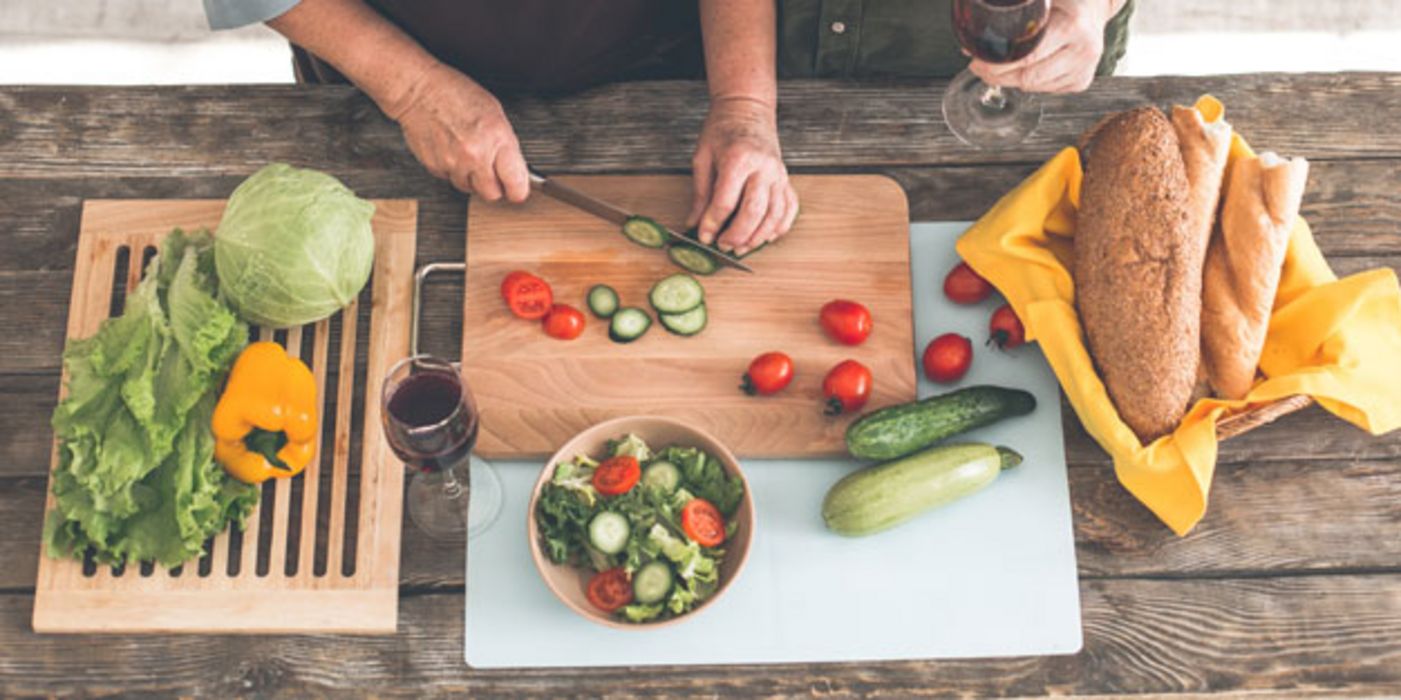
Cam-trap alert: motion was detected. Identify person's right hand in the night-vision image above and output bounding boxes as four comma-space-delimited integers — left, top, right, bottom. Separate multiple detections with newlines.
388, 62, 530, 202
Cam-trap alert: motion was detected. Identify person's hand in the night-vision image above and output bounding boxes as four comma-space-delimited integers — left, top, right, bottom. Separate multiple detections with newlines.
387, 62, 530, 202
686, 96, 798, 255
967, 0, 1111, 94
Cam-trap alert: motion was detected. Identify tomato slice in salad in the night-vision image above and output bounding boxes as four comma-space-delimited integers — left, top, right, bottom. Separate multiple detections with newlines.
592, 455, 641, 496
586, 567, 634, 612
680, 498, 726, 547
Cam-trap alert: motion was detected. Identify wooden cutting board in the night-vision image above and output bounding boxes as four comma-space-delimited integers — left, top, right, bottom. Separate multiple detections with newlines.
462, 175, 916, 459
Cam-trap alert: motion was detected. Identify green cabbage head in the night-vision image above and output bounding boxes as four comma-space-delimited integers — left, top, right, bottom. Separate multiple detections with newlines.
215, 163, 376, 328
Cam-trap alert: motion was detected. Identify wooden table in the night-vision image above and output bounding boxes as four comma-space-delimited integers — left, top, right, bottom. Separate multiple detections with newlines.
2, 74, 1400, 698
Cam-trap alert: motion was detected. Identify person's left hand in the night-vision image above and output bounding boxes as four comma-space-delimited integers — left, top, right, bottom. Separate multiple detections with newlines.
686, 96, 799, 255
967, 0, 1111, 94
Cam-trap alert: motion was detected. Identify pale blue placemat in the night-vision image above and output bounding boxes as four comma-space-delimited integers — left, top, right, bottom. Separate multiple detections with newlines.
464, 222, 1081, 668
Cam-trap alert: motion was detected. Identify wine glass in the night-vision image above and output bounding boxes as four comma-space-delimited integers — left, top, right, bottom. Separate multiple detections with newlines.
942, 0, 1052, 148
381, 354, 503, 540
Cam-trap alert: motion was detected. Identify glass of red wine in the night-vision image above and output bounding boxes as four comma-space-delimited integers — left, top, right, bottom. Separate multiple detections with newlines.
943, 0, 1052, 148
381, 355, 502, 540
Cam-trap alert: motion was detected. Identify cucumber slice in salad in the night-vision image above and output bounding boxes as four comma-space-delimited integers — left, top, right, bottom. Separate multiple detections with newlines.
658, 304, 707, 337
587, 284, 619, 319
622, 216, 668, 248
648, 273, 705, 314
667, 244, 718, 276
608, 307, 652, 343
641, 460, 681, 494
632, 561, 674, 604
588, 511, 631, 555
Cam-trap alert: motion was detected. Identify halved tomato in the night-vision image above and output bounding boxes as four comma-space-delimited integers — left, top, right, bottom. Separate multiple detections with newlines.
500, 270, 553, 320
681, 498, 726, 547
592, 455, 641, 496
586, 567, 633, 612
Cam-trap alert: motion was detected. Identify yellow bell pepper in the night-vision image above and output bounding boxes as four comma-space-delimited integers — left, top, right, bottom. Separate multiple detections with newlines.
212, 341, 318, 484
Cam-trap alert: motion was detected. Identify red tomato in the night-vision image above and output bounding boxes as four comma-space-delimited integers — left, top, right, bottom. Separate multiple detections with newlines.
681, 498, 726, 547
542, 304, 585, 340
741, 352, 795, 396
591, 456, 641, 496
586, 568, 634, 613
822, 359, 873, 416
943, 262, 994, 304
500, 270, 553, 320
819, 300, 873, 346
922, 333, 973, 383
988, 304, 1026, 350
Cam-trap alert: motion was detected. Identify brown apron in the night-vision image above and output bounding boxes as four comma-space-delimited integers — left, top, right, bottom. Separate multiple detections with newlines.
291, 0, 704, 93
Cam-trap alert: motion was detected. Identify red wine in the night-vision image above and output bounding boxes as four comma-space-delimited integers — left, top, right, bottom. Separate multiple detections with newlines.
952, 0, 1050, 64
385, 369, 478, 473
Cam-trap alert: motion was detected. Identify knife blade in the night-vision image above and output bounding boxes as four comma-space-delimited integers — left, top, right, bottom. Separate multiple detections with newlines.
527, 168, 754, 273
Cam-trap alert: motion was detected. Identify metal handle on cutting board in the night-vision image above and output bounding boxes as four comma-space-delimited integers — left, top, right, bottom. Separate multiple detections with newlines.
411, 261, 465, 358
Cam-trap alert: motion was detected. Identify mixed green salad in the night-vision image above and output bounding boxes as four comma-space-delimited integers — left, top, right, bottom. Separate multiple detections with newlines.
535, 434, 746, 623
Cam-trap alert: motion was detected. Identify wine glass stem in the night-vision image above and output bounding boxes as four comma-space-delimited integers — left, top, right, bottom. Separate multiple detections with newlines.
441, 461, 467, 501
980, 84, 1007, 111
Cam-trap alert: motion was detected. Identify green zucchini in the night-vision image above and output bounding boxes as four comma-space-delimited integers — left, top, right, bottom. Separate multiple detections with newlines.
822, 443, 1022, 537
845, 385, 1036, 461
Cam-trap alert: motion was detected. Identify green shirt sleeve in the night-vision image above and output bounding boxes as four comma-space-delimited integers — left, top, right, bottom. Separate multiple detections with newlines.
779, 0, 1135, 79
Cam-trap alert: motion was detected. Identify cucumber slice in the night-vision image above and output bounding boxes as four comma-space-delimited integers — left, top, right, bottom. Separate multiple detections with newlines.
632, 561, 674, 604
667, 244, 718, 276
608, 307, 652, 343
587, 284, 619, 319
648, 273, 705, 314
588, 511, 631, 555
659, 304, 707, 337
641, 460, 681, 494
622, 216, 668, 248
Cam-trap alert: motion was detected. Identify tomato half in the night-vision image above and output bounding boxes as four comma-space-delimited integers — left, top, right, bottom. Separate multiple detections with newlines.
500, 270, 553, 320
681, 498, 726, 547
586, 567, 634, 613
922, 333, 973, 383
542, 303, 586, 340
592, 455, 641, 496
822, 359, 873, 416
741, 351, 795, 396
988, 304, 1026, 350
943, 262, 994, 305
819, 300, 873, 346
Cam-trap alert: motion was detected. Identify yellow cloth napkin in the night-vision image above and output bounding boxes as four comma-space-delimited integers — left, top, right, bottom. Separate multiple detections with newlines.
955, 95, 1401, 535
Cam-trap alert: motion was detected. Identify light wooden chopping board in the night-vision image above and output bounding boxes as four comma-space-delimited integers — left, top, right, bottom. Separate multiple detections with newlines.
461, 175, 916, 458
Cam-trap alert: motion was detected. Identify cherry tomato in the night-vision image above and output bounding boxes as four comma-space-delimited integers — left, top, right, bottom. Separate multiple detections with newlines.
822, 359, 873, 416
741, 352, 795, 396
542, 303, 585, 340
819, 299, 873, 346
586, 567, 634, 613
923, 333, 973, 383
988, 304, 1026, 350
943, 262, 994, 304
591, 455, 641, 496
500, 270, 553, 320
681, 498, 726, 547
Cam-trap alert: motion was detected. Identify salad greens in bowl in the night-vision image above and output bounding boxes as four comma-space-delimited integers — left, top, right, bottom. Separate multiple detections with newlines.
527, 417, 754, 629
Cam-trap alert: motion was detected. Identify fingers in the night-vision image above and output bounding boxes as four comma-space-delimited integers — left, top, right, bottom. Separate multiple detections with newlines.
687, 149, 714, 230
780, 183, 800, 235
468, 166, 503, 202
716, 174, 769, 253
737, 181, 789, 256
495, 141, 531, 204
697, 163, 747, 245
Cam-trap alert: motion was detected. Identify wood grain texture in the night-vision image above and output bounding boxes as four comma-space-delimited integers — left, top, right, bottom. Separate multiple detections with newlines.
461, 175, 917, 458
3, 574, 1401, 697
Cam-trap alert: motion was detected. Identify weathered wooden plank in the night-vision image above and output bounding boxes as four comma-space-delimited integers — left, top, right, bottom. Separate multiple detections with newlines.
7, 455, 1400, 591
2, 75, 1400, 180
1, 574, 1399, 697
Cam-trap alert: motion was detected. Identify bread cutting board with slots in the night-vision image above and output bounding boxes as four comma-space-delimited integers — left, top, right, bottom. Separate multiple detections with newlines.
461, 175, 918, 459
32, 199, 416, 634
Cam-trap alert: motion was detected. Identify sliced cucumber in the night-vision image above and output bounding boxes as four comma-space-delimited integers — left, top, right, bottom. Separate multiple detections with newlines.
608, 307, 652, 343
667, 244, 718, 276
632, 561, 674, 604
588, 511, 631, 555
648, 273, 705, 314
622, 216, 668, 248
641, 460, 681, 494
587, 284, 619, 319
659, 304, 707, 337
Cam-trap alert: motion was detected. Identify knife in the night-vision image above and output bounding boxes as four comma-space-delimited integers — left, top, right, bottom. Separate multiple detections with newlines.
527, 168, 754, 273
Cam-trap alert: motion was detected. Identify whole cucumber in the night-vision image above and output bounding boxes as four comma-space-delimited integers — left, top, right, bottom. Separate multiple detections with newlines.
845, 385, 1036, 461
822, 443, 1022, 537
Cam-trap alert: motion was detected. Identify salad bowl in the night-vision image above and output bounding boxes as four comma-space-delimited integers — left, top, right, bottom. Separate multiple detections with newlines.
526, 416, 755, 630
